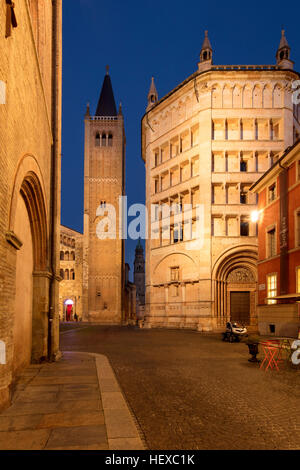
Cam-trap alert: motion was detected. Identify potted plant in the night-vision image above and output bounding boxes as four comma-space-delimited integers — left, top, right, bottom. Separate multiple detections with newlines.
246, 335, 261, 363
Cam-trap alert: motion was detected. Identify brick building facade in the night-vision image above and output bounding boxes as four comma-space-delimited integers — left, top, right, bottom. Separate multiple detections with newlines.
0, 1, 62, 410
251, 140, 300, 337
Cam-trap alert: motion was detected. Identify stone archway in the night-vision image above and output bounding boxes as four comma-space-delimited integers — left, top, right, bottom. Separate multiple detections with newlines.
13, 193, 34, 374
9, 166, 49, 367
212, 246, 258, 328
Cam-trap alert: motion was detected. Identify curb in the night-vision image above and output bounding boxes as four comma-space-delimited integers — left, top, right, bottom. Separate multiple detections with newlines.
86, 353, 147, 450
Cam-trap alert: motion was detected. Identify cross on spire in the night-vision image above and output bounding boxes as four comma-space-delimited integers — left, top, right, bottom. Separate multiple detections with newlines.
5, 0, 17, 38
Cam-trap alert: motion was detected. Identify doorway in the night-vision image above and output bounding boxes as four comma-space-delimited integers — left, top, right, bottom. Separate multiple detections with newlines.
230, 291, 250, 325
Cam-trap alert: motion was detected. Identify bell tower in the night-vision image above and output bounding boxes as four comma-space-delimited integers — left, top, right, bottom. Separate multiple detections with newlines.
198, 30, 213, 72
83, 67, 125, 323
276, 30, 294, 70
134, 239, 145, 305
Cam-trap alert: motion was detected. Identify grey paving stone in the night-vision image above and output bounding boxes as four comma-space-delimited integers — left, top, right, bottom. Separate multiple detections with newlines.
0, 429, 50, 450
38, 411, 105, 429
104, 409, 140, 439
108, 438, 145, 450
45, 425, 107, 449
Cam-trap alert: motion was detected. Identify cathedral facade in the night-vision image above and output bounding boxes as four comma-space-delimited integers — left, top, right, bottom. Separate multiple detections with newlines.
141, 31, 300, 331
0, 0, 62, 410
59, 225, 83, 321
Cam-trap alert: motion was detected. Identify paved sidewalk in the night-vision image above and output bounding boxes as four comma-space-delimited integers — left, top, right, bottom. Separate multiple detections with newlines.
0, 352, 145, 450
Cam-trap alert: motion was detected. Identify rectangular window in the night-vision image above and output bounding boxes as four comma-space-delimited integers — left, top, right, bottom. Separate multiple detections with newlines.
297, 267, 300, 293
267, 274, 277, 305
268, 183, 276, 203
297, 160, 300, 180
267, 228, 276, 257
297, 211, 300, 247
240, 160, 247, 172
170, 267, 179, 282
155, 153, 159, 167
173, 226, 183, 243
240, 218, 249, 236
240, 191, 247, 204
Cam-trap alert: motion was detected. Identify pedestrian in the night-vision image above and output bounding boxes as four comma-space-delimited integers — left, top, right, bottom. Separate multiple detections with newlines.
74, 313, 78, 322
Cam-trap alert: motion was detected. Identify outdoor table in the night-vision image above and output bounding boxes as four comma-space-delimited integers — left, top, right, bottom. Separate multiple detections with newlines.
259, 339, 293, 371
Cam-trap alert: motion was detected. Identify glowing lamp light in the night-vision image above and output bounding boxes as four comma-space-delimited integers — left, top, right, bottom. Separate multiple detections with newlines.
251, 211, 260, 223
65, 299, 74, 306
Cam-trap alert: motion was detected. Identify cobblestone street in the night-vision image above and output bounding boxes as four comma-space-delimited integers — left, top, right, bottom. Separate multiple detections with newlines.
61, 325, 300, 450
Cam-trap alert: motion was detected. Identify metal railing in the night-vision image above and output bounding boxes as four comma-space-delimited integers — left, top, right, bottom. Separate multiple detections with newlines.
211, 65, 279, 71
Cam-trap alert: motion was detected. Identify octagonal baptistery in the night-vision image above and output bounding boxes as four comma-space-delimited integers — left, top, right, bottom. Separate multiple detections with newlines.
141, 31, 300, 331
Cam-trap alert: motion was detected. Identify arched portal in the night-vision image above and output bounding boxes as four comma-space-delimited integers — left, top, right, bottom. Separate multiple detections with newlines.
62, 297, 76, 322
13, 193, 34, 373
213, 246, 258, 328
9, 164, 49, 367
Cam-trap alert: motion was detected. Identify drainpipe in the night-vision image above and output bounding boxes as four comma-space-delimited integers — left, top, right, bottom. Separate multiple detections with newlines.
48, 0, 62, 360
278, 161, 289, 296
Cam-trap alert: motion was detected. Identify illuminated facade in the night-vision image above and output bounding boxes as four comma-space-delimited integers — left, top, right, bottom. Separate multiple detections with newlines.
141, 31, 300, 331
251, 140, 300, 337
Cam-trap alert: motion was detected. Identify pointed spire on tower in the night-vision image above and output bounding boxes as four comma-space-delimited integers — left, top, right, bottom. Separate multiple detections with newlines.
147, 77, 158, 110
136, 237, 143, 253
198, 31, 213, 72
95, 66, 117, 117
276, 29, 293, 70
202, 30, 212, 51
85, 102, 90, 118
118, 101, 123, 116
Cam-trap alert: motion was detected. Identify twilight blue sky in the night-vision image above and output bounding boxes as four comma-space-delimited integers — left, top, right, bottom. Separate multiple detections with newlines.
61, 0, 300, 278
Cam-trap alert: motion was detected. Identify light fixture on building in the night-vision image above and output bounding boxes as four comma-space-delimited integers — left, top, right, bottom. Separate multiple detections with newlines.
251, 210, 260, 223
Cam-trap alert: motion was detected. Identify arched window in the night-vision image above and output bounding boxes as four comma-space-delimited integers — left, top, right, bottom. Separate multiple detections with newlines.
108, 134, 113, 147
252, 85, 262, 108
65, 269, 70, 281
71, 251, 75, 261
60, 251, 64, 261
72, 239, 75, 248
95, 133, 100, 147
65, 251, 69, 261
273, 85, 282, 108
60, 269, 64, 280
70, 269, 75, 280
102, 133, 107, 147
263, 85, 272, 108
